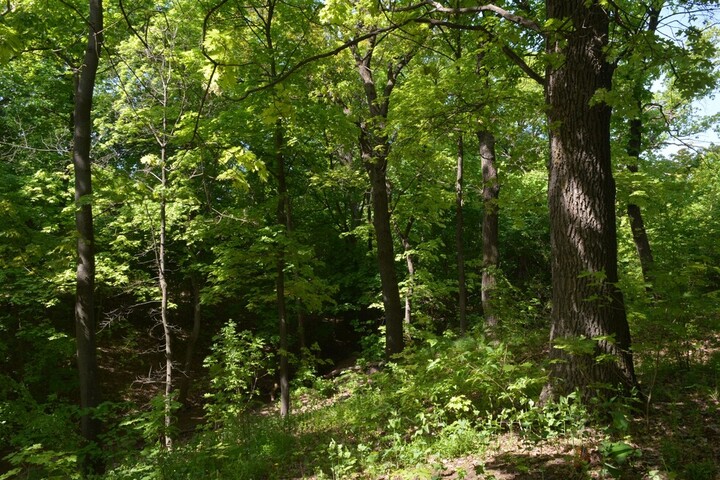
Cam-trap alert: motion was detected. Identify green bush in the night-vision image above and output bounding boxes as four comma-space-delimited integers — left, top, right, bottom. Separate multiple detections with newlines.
203, 320, 273, 425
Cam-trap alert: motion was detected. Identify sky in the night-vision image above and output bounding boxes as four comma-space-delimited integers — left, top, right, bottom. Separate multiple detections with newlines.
656, 7, 720, 156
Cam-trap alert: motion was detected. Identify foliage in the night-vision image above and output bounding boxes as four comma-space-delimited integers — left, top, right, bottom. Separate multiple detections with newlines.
0, 0, 719, 478
203, 321, 274, 424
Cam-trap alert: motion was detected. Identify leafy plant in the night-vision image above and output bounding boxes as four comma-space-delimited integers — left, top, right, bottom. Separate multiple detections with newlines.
203, 321, 273, 424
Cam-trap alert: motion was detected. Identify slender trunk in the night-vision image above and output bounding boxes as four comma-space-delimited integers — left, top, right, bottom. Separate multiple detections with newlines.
624, 5, 660, 288
297, 303, 307, 352
159, 145, 173, 450
364, 158, 405, 355
263, 2, 290, 418
178, 277, 202, 407
396, 219, 416, 325
456, 135, 468, 334
352, 39, 412, 357
72, 0, 103, 474
275, 120, 290, 418
542, 0, 637, 401
478, 130, 499, 328
626, 106, 654, 286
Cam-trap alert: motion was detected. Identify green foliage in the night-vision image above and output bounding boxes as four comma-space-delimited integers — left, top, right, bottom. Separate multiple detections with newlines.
203, 321, 273, 424
0, 384, 83, 480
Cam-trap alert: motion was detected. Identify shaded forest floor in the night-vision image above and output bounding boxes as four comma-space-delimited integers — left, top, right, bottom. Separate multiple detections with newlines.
94, 329, 720, 480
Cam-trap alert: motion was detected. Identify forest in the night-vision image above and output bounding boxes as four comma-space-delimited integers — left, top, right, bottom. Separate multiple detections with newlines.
1, 0, 720, 478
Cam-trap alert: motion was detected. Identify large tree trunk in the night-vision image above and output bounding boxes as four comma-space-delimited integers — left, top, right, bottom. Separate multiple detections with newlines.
478, 130, 499, 328
542, 0, 637, 401
72, 0, 103, 474
456, 135, 468, 334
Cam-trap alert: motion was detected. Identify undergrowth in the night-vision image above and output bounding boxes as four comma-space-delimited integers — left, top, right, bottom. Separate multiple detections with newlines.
99, 331, 597, 479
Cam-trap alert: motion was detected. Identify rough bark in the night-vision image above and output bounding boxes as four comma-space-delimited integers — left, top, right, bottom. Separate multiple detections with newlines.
72, 0, 103, 473
456, 135, 468, 334
478, 130, 499, 328
542, 0, 637, 401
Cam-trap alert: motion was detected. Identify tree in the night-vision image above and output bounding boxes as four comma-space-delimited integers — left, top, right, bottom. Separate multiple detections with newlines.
72, 0, 104, 472
542, 0, 637, 399
478, 129, 499, 327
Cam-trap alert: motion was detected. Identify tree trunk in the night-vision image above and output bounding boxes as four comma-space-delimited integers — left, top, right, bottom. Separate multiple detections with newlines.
456, 135, 468, 334
72, 0, 103, 474
159, 146, 173, 450
478, 130, 499, 328
626, 115, 654, 285
352, 39, 411, 357
623, 4, 659, 288
396, 219, 416, 325
364, 157, 405, 356
542, 0, 637, 401
274, 120, 291, 418
178, 277, 202, 407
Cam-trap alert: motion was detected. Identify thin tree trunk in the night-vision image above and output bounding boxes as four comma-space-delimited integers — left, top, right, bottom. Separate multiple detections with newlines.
542, 0, 637, 401
297, 304, 307, 352
178, 277, 202, 407
395, 219, 416, 325
159, 145, 173, 450
274, 119, 290, 418
364, 158, 405, 355
623, 5, 659, 288
72, 0, 103, 474
478, 130, 499, 328
352, 39, 412, 357
456, 135, 468, 334
626, 115, 654, 285
263, 1, 291, 418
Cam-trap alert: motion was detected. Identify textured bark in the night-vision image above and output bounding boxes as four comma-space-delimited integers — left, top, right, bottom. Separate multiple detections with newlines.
478, 130, 499, 328
456, 135, 468, 334
72, 0, 103, 473
352, 38, 411, 357
542, 0, 637, 401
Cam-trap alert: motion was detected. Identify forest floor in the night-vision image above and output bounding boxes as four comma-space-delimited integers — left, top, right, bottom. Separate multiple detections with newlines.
283, 339, 720, 479
96, 327, 720, 480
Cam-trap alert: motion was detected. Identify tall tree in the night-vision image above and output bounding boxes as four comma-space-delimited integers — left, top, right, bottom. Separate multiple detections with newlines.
72, 0, 104, 473
542, 0, 637, 399
352, 35, 415, 356
478, 129, 499, 327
